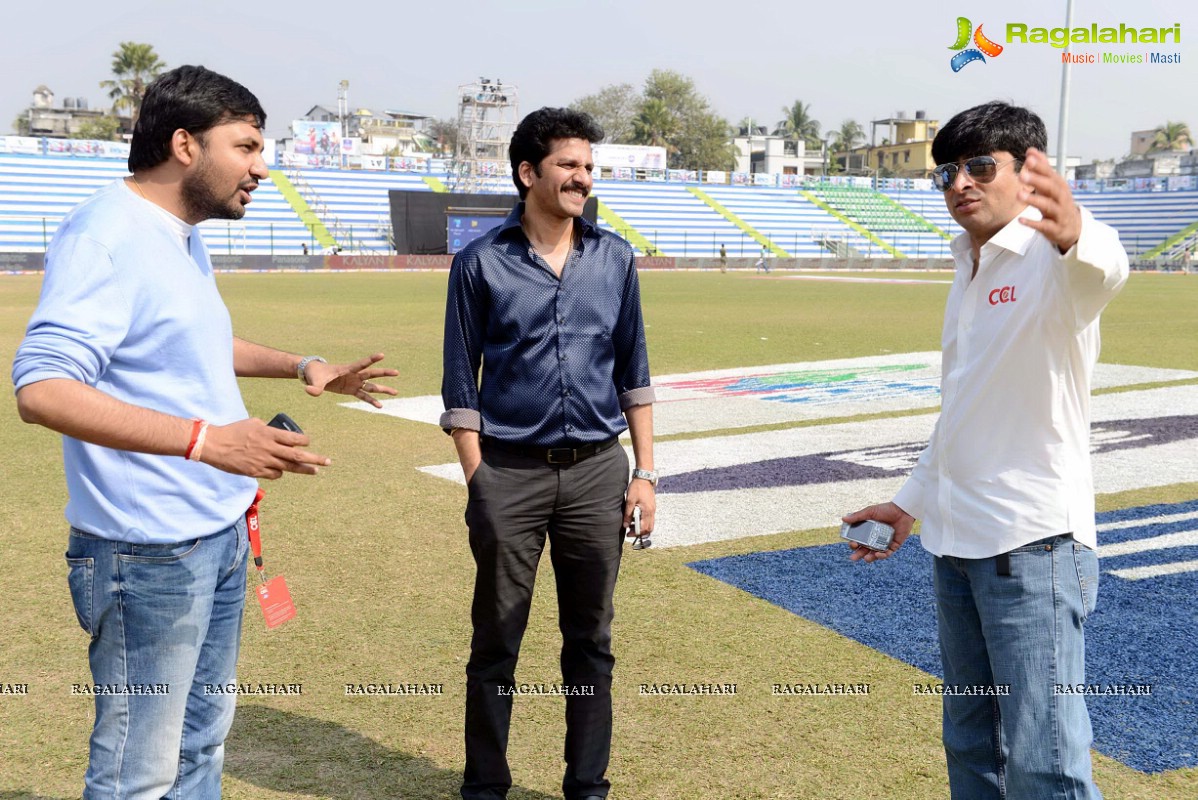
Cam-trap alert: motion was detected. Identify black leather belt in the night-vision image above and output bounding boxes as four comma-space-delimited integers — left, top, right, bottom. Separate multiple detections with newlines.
484, 436, 619, 465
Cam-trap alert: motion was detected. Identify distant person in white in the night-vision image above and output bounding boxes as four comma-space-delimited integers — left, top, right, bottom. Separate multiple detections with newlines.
843, 102, 1127, 800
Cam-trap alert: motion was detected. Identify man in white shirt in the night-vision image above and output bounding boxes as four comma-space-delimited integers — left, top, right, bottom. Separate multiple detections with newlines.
843, 102, 1127, 799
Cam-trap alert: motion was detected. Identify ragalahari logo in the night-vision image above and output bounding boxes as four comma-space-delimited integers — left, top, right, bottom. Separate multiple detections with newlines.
949, 16, 1004, 71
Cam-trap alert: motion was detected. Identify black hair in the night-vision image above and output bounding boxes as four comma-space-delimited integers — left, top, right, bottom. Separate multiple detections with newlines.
509, 107, 604, 198
128, 65, 266, 172
931, 101, 1047, 167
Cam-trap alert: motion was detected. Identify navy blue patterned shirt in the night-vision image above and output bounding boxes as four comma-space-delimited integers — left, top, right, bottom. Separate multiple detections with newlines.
439, 203, 654, 447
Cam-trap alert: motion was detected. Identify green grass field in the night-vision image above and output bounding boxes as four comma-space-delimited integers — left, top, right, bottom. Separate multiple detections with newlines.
1, 271, 1195, 799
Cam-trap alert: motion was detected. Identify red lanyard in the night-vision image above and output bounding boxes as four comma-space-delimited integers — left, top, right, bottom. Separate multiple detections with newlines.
246, 488, 267, 584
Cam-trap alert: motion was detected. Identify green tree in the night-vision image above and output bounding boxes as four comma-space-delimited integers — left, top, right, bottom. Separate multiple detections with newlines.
736, 116, 769, 136
572, 70, 736, 171
642, 70, 704, 118
631, 98, 678, 150
570, 83, 639, 143
11, 114, 31, 136
1150, 121, 1191, 152
426, 118, 459, 154
674, 112, 738, 172
827, 119, 865, 174
99, 42, 166, 125
830, 119, 865, 152
636, 70, 734, 170
71, 115, 121, 141
776, 100, 821, 148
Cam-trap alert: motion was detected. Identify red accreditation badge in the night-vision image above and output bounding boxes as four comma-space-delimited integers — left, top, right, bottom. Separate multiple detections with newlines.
256, 576, 297, 628
246, 489, 297, 629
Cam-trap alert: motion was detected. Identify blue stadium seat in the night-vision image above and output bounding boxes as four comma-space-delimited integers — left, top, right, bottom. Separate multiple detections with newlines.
0, 153, 312, 255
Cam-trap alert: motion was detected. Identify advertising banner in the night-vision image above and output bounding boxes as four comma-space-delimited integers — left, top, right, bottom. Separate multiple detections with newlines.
292, 121, 342, 156
0, 136, 41, 155
592, 143, 667, 170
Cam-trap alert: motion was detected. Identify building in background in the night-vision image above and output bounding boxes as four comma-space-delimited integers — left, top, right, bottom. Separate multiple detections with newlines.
14, 86, 131, 140
834, 111, 938, 179
731, 123, 824, 176
289, 104, 435, 157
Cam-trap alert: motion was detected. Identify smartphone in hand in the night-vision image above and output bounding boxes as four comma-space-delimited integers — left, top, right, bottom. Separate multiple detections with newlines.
840, 520, 895, 551
267, 413, 303, 433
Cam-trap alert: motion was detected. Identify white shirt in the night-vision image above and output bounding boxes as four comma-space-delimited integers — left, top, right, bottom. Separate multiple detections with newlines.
893, 205, 1128, 558
132, 181, 195, 254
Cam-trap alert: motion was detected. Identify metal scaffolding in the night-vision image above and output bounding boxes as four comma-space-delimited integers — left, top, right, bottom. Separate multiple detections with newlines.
449, 78, 518, 194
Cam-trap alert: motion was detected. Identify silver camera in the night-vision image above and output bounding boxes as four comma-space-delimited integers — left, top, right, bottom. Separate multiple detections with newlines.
840, 520, 895, 551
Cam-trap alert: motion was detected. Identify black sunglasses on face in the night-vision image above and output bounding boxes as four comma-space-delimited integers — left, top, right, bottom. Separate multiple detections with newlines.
931, 156, 1021, 191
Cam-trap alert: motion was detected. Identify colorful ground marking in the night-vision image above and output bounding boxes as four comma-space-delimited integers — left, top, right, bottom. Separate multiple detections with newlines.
412, 384, 1198, 548
348, 353, 1197, 436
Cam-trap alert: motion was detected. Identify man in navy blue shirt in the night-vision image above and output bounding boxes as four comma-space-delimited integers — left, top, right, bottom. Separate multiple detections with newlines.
441, 107, 656, 800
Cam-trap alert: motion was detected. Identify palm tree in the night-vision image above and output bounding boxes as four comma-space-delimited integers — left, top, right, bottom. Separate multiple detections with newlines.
776, 100, 821, 148
99, 42, 166, 126
1150, 121, 1192, 152
830, 119, 865, 153
631, 98, 678, 150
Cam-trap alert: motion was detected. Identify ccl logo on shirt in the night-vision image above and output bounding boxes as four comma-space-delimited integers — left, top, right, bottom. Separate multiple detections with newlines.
988, 285, 1018, 305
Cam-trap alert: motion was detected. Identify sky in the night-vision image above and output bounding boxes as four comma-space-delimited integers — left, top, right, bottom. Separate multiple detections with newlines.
2, 0, 1193, 164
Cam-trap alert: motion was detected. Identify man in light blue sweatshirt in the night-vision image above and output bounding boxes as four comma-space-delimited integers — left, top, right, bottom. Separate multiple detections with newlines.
12, 65, 398, 800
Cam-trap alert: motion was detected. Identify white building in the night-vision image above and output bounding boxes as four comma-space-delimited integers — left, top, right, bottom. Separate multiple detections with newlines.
731, 127, 825, 176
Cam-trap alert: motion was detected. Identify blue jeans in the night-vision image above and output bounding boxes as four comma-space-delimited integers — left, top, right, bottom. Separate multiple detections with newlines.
65, 518, 248, 800
934, 535, 1101, 800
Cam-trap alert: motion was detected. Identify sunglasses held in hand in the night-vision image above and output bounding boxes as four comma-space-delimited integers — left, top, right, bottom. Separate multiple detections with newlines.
931, 156, 1022, 191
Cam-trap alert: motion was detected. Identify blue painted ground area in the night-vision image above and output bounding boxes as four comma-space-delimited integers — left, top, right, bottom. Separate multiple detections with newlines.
689, 500, 1198, 774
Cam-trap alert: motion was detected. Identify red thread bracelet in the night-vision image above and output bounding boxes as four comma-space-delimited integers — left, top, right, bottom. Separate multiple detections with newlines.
184, 418, 204, 459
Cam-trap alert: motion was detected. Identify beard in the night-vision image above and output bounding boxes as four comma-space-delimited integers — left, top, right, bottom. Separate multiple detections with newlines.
180, 155, 246, 222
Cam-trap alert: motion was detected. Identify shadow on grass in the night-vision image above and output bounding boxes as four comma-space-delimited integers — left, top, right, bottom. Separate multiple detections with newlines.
227, 705, 560, 800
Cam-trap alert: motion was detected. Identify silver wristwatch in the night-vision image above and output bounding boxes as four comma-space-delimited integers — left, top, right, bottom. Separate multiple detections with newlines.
631, 468, 659, 487
296, 355, 327, 385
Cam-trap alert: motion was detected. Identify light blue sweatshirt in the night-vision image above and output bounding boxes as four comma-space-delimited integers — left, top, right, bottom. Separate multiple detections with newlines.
13, 180, 257, 543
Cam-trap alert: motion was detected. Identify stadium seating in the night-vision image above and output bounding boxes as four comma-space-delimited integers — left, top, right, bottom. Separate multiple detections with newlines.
1074, 191, 1198, 256
810, 184, 951, 258
288, 167, 436, 253
591, 181, 757, 257
881, 190, 959, 234
3, 150, 1196, 260
0, 153, 312, 255
886, 187, 1198, 258
701, 185, 885, 258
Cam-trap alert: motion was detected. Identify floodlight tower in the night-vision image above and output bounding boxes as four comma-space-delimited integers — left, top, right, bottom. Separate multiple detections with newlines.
450, 78, 519, 193
337, 80, 350, 139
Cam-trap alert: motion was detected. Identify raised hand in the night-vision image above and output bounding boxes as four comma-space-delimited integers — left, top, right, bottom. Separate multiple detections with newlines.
303, 352, 399, 408
1017, 147, 1082, 253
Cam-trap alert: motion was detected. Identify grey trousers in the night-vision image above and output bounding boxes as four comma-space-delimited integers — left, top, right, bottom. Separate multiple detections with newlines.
461, 440, 629, 800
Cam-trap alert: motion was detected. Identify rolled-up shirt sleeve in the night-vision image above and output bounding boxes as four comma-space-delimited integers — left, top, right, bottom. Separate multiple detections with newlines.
13, 234, 131, 392
612, 249, 655, 410
439, 250, 486, 432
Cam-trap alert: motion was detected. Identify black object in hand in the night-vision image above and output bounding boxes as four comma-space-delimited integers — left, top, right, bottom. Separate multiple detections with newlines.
267, 413, 303, 433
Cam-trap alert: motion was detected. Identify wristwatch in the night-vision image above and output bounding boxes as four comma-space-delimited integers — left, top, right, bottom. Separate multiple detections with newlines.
296, 355, 327, 385
631, 468, 659, 487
